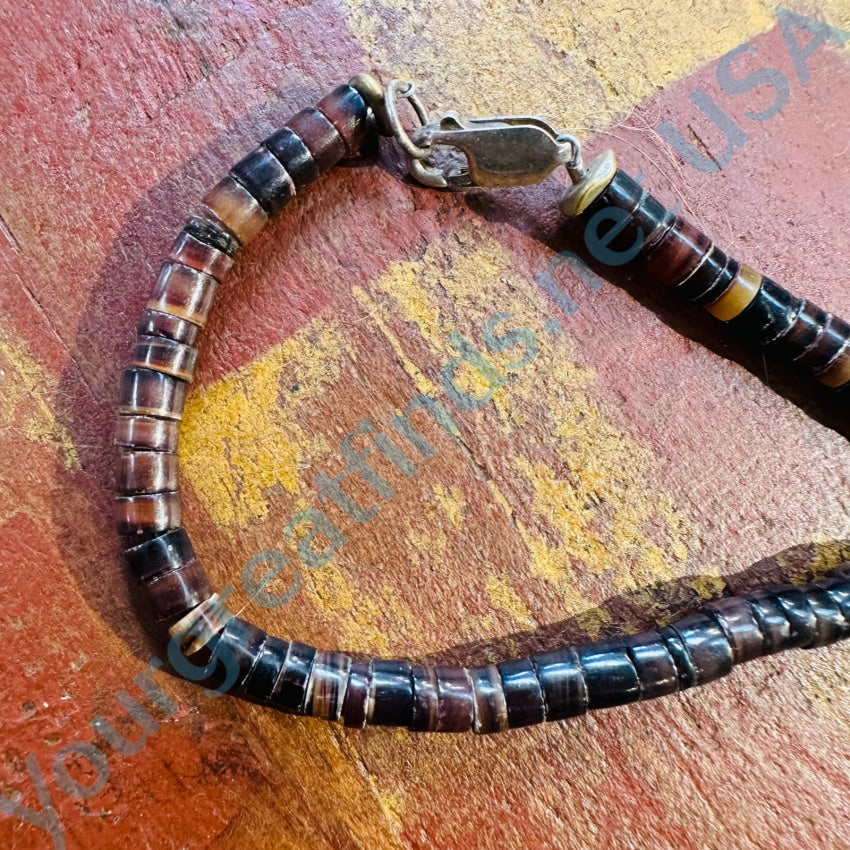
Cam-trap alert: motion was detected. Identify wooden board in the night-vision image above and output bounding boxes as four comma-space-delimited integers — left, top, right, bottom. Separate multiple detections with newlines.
2, 1, 850, 848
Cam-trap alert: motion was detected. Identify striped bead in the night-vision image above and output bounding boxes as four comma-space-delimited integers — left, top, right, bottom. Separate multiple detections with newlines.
468, 665, 509, 734
306, 651, 351, 721
368, 659, 414, 727
201, 175, 269, 246
230, 145, 296, 216
316, 83, 374, 155
137, 308, 199, 346
284, 107, 346, 174
341, 659, 373, 728
132, 335, 197, 382
169, 228, 234, 281
115, 491, 181, 535
114, 414, 179, 453
119, 367, 187, 420
148, 263, 218, 327
116, 449, 178, 495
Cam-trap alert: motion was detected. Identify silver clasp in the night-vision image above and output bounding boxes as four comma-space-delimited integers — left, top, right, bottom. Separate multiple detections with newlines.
376, 78, 584, 189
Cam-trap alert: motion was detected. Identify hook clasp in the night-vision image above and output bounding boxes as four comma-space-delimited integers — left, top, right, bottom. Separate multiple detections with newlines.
374, 78, 583, 189
411, 113, 583, 189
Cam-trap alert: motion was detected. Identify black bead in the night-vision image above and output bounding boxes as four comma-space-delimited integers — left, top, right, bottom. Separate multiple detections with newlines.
576, 639, 641, 709
243, 635, 290, 703
183, 215, 240, 258
801, 584, 847, 646
123, 527, 195, 582
214, 617, 267, 696
263, 126, 320, 190
670, 613, 733, 685
497, 658, 546, 727
230, 146, 296, 216
674, 246, 734, 306
746, 590, 794, 653
531, 648, 589, 720
268, 641, 316, 714
623, 631, 679, 699
369, 660, 414, 726
658, 626, 697, 689
730, 276, 801, 345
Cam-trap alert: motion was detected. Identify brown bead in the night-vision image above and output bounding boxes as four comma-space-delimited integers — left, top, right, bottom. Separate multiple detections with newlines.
316, 84, 374, 155
469, 665, 509, 734
285, 107, 347, 174
342, 660, 373, 728
200, 175, 269, 246
114, 415, 179, 452
119, 368, 187, 420
123, 527, 196, 583
642, 216, 712, 287
137, 308, 200, 346
411, 665, 439, 731
816, 342, 850, 388
434, 666, 475, 733
169, 230, 234, 282
137, 557, 212, 623
148, 263, 218, 327
132, 335, 198, 382
702, 596, 764, 664
306, 651, 352, 721
116, 449, 178, 495
115, 491, 181, 535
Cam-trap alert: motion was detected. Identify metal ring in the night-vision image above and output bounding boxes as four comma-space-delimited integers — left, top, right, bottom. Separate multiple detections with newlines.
384, 79, 433, 160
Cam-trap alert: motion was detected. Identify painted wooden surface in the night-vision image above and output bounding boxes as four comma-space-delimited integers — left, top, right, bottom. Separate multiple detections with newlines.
2, 1, 850, 848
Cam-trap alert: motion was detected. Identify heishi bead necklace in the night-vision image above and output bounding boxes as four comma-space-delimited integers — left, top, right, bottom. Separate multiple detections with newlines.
116, 74, 850, 734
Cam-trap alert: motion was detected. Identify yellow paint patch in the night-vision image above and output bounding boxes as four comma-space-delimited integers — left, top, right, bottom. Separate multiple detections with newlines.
0, 330, 80, 472
432, 483, 466, 529
179, 318, 352, 535
486, 574, 538, 631
347, 0, 774, 133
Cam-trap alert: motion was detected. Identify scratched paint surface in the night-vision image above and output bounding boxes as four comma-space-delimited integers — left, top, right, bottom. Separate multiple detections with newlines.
2, 1, 850, 849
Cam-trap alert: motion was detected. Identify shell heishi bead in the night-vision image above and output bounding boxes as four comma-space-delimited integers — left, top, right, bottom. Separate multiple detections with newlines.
316, 84, 373, 155
119, 368, 187, 420
123, 527, 196, 582
229, 145, 296, 216
433, 666, 475, 733
133, 336, 198, 382
410, 664, 439, 731
532, 647, 590, 718
269, 641, 316, 714
243, 635, 290, 703
702, 597, 764, 664
149, 263, 218, 327
469, 665, 508, 734
306, 651, 351, 721
138, 558, 212, 623
641, 216, 712, 287
201, 175, 269, 246
341, 659, 373, 728
621, 632, 679, 699
285, 107, 347, 174
816, 342, 850, 388
116, 449, 178, 495
263, 126, 319, 190
137, 308, 200, 346
183, 215, 240, 258
705, 263, 762, 321
169, 230, 234, 281
497, 658, 546, 727
800, 313, 850, 373
368, 659, 414, 726
115, 414, 179, 452
669, 613, 733, 685
115, 491, 181, 534
213, 618, 268, 696
575, 640, 641, 709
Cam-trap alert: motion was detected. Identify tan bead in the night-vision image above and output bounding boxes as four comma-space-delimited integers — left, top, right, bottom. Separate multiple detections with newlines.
705, 263, 762, 321
148, 263, 218, 327
169, 230, 234, 281
115, 491, 181, 534
200, 175, 269, 246
132, 335, 198, 382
